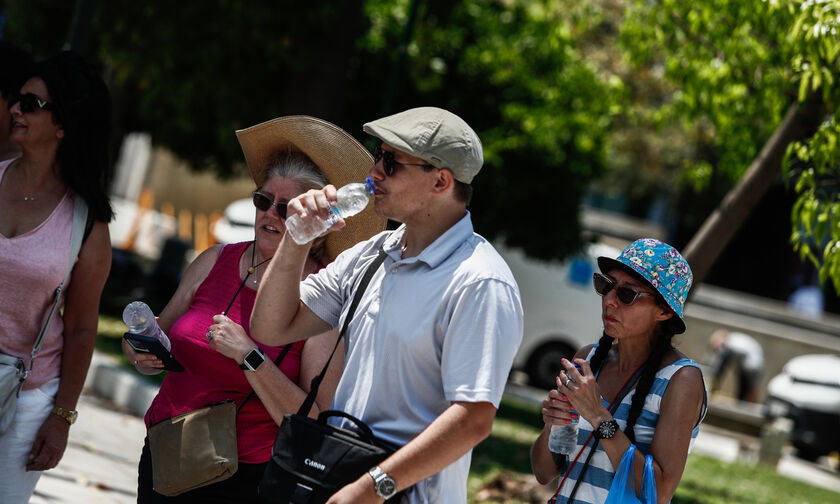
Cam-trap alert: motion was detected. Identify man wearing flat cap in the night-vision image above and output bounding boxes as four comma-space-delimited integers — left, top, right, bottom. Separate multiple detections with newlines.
252, 107, 523, 503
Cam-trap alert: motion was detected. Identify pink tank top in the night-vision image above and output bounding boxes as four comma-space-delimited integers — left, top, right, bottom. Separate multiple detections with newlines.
0, 158, 74, 390
145, 241, 305, 463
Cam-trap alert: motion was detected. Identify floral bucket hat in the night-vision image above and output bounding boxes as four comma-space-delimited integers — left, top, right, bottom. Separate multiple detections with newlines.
597, 238, 693, 334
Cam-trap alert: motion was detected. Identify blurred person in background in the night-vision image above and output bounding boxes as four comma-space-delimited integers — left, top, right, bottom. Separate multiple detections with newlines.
122, 116, 385, 503
531, 239, 706, 504
0, 42, 34, 161
709, 329, 764, 403
0, 51, 113, 503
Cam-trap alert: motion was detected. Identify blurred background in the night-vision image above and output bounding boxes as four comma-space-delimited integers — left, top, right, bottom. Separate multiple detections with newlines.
5, 0, 840, 490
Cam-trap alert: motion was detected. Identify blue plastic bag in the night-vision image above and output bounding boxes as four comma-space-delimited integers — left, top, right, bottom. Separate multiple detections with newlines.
604, 444, 657, 504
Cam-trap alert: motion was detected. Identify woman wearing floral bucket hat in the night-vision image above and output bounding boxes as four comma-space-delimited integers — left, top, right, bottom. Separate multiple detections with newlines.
531, 238, 707, 504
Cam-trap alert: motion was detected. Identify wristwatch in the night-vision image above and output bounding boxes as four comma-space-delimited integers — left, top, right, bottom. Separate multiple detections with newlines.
594, 419, 619, 440
368, 465, 397, 499
51, 406, 78, 425
239, 348, 266, 371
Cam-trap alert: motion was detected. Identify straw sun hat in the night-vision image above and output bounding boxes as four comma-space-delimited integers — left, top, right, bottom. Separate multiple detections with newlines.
236, 115, 385, 262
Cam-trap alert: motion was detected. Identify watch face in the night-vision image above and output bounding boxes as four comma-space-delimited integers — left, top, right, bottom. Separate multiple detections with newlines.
377, 478, 397, 498
598, 420, 618, 439
242, 349, 265, 370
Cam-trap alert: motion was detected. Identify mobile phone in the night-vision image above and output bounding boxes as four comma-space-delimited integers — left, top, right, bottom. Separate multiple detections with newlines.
123, 332, 184, 372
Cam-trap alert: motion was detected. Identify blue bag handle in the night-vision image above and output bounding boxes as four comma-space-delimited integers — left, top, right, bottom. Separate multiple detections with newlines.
604, 444, 658, 504
641, 454, 657, 504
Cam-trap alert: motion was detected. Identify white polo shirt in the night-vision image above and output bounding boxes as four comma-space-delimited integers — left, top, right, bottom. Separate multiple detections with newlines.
300, 212, 523, 503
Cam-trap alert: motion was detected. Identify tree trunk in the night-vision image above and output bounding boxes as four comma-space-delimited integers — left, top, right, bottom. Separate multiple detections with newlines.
682, 93, 824, 287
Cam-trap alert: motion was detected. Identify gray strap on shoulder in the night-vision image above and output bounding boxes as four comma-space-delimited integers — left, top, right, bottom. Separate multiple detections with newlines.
29, 196, 89, 369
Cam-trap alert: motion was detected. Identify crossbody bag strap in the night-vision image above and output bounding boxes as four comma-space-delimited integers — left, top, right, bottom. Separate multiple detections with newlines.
29, 196, 89, 373
296, 248, 388, 417
237, 343, 294, 413
563, 366, 645, 503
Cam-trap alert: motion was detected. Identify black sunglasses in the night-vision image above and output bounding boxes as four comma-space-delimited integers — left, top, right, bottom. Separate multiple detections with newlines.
593, 272, 655, 306
7, 92, 55, 114
252, 191, 288, 218
373, 144, 433, 176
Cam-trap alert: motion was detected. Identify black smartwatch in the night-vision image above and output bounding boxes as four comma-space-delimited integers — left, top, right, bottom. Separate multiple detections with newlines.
368, 466, 397, 499
594, 419, 619, 440
239, 348, 266, 371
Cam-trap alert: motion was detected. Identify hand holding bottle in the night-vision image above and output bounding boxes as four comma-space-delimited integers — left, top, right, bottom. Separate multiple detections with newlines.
285, 178, 376, 245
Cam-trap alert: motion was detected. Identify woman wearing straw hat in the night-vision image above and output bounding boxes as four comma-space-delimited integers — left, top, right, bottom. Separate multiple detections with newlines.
531, 238, 706, 503
122, 116, 385, 503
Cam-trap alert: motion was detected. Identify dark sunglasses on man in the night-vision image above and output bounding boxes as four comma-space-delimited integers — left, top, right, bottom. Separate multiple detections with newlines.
593, 272, 655, 305
252, 191, 288, 218
7, 92, 55, 114
373, 144, 433, 176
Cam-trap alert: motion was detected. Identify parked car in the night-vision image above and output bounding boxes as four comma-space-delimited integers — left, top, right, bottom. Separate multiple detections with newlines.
502, 243, 619, 390
763, 353, 840, 460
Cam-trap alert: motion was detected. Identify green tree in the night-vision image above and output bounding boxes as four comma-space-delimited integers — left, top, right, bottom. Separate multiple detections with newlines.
619, 0, 839, 290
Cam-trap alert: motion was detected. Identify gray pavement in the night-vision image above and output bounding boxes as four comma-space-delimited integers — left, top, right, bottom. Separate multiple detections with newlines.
30, 353, 840, 502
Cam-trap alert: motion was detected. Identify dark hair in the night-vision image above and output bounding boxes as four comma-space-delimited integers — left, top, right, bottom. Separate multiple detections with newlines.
589, 322, 677, 443
0, 42, 34, 99
32, 51, 113, 222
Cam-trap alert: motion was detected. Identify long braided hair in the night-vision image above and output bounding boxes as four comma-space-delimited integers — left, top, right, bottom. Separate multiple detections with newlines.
588, 304, 680, 443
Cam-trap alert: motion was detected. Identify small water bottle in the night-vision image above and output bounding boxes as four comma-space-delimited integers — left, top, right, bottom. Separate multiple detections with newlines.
548, 363, 581, 455
122, 301, 171, 351
285, 177, 376, 245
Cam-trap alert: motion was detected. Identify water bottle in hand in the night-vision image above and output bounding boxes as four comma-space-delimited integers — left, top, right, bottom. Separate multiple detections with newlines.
548, 363, 582, 455
285, 177, 376, 245
122, 301, 171, 351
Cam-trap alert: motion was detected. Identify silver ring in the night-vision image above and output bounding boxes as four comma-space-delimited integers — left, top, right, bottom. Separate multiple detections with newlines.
134, 360, 138, 366
206, 330, 214, 341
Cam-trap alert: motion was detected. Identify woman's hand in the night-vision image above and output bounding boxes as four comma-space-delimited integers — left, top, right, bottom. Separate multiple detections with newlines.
121, 339, 164, 375
541, 385, 579, 428
558, 358, 610, 426
208, 314, 254, 365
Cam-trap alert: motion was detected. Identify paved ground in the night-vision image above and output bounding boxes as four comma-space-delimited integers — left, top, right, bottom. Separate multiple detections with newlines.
28, 353, 840, 502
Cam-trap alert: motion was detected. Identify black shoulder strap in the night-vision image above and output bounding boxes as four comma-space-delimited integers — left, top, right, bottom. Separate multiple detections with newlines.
296, 248, 388, 417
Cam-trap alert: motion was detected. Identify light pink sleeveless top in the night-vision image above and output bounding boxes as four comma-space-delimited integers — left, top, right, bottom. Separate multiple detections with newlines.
0, 158, 75, 390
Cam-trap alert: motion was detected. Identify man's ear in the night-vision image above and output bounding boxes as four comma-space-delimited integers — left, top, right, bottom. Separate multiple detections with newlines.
56, 127, 65, 139
433, 168, 454, 194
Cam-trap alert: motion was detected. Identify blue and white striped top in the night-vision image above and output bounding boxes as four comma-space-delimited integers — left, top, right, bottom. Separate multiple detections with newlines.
554, 351, 706, 504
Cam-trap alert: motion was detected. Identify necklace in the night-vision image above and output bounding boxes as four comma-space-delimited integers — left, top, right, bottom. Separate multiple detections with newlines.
16, 163, 38, 201
221, 241, 272, 315
247, 241, 272, 284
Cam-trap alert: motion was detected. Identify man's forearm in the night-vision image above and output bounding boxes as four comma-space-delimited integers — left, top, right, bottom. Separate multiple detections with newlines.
251, 235, 312, 345
378, 401, 496, 492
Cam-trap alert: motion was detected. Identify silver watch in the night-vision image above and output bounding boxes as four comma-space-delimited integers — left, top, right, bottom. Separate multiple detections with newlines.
368, 465, 397, 499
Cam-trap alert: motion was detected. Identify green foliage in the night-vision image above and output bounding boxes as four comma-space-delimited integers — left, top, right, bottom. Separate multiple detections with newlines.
783, 0, 840, 293
620, 0, 840, 288
4, 0, 615, 261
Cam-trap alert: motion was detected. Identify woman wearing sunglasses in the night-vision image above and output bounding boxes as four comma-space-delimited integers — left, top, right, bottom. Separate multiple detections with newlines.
531, 238, 706, 503
121, 116, 385, 503
0, 52, 113, 503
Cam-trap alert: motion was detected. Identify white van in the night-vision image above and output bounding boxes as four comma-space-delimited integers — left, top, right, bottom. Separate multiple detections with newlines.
500, 243, 620, 390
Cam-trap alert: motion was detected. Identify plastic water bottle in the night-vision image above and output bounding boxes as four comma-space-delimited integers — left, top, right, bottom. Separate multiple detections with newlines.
122, 301, 171, 351
548, 363, 582, 455
285, 177, 376, 245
